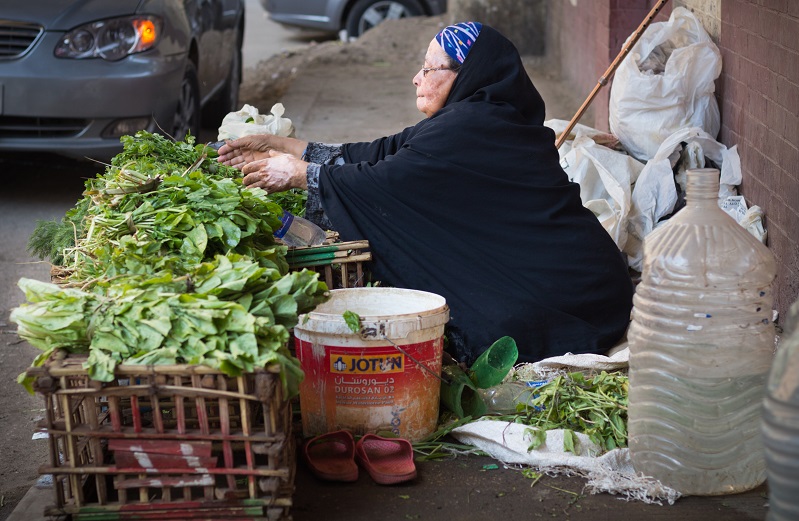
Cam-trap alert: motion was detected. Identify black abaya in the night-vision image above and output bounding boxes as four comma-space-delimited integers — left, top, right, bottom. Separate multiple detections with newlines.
318, 25, 633, 364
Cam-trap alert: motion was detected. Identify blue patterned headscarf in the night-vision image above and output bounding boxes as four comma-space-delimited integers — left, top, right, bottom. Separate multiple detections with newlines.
435, 22, 482, 64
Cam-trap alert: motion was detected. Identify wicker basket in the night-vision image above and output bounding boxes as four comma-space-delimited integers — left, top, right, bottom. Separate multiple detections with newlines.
286, 240, 371, 289
27, 351, 295, 520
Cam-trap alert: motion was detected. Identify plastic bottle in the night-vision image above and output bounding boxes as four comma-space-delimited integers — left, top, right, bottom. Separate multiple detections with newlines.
273, 210, 326, 247
762, 301, 799, 521
468, 336, 519, 389
479, 380, 546, 414
627, 168, 776, 496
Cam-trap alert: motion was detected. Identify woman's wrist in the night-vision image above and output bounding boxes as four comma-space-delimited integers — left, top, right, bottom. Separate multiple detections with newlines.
286, 137, 309, 158
293, 159, 310, 189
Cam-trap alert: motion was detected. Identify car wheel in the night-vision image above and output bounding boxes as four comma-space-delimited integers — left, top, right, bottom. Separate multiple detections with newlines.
204, 30, 242, 128
344, 0, 425, 38
173, 62, 201, 141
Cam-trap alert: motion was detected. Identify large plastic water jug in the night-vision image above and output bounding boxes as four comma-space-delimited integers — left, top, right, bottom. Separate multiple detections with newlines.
763, 300, 799, 520
627, 168, 776, 495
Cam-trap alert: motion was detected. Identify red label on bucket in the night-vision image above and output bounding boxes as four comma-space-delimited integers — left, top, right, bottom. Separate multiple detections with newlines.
295, 337, 443, 442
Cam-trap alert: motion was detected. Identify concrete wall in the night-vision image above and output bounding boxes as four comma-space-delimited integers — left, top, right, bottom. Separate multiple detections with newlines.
448, 0, 548, 55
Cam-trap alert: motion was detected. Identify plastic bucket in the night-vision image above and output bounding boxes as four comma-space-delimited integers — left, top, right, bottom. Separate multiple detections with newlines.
294, 287, 449, 442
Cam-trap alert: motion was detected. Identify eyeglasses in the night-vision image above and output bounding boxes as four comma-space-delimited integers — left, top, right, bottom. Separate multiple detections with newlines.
420, 66, 456, 77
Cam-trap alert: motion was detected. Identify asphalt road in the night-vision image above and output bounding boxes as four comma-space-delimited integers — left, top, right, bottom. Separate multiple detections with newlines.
0, 154, 82, 521
242, 0, 335, 71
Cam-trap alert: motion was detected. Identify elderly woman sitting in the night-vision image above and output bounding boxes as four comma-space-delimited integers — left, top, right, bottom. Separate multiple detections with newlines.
218, 22, 633, 366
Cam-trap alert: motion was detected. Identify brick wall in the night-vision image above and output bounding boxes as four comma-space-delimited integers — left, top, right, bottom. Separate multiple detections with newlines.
719, 0, 799, 317
678, 0, 721, 40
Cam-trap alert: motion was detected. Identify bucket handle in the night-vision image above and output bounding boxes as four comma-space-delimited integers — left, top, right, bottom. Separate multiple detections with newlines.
378, 333, 448, 384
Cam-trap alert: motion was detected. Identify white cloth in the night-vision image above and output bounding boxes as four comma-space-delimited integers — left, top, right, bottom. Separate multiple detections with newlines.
451, 420, 679, 504
451, 349, 680, 505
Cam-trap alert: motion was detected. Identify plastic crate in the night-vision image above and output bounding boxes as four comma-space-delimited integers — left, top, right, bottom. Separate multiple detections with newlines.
27, 351, 295, 520
285, 240, 371, 289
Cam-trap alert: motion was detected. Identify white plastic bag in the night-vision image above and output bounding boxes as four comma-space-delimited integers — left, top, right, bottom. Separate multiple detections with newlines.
545, 118, 621, 159
721, 196, 767, 243
217, 103, 294, 140
609, 7, 722, 161
624, 127, 742, 271
560, 135, 645, 251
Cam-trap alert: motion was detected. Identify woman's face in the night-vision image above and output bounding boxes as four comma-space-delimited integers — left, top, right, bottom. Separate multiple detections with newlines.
413, 39, 458, 118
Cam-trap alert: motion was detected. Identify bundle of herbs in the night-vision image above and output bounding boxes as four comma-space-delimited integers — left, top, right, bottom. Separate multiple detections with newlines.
495, 371, 628, 455
407, 371, 628, 460
27, 131, 307, 276
16, 131, 326, 394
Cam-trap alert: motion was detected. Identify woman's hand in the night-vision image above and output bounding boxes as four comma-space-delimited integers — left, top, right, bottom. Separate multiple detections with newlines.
242, 150, 309, 193
217, 134, 308, 170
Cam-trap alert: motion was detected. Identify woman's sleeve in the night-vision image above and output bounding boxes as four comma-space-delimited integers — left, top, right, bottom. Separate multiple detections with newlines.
304, 163, 336, 230
303, 125, 414, 227
342, 125, 416, 163
302, 142, 344, 165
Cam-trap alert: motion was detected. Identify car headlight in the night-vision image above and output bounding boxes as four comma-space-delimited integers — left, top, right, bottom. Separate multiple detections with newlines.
54, 15, 162, 61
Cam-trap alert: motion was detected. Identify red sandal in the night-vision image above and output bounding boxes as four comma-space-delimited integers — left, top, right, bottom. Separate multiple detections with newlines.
355, 433, 417, 485
302, 430, 359, 482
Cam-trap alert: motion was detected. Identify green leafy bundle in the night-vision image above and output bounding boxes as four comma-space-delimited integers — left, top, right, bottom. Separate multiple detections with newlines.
499, 371, 628, 455
17, 132, 329, 393
28, 131, 305, 276
74, 170, 287, 280
13, 254, 328, 395
76, 133, 286, 280
268, 189, 307, 217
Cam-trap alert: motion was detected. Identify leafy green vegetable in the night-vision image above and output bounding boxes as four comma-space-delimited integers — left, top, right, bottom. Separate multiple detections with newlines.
411, 415, 487, 461
12, 260, 328, 395
268, 188, 308, 217
524, 426, 546, 451
15, 131, 331, 395
27, 131, 300, 272
496, 371, 628, 455
27, 199, 89, 266
343, 310, 361, 333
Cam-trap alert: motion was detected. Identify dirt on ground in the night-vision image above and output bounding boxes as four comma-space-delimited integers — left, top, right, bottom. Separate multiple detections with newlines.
239, 16, 445, 117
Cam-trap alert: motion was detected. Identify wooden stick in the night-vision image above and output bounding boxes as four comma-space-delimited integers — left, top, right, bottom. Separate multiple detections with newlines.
43, 427, 284, 442
286, 250, 369, 263
39, 465, 290, 477
27, 361, 280, 378
54, 383, 265, 402
554, 0, 671, 149
48, 496, 292, 515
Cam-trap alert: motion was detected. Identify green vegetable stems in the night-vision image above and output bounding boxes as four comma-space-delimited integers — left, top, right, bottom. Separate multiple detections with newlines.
15, 131, 328, 397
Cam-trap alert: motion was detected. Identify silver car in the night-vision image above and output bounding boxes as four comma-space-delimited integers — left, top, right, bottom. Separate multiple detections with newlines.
0, 0, 244, 161
262, 0, 447, 38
